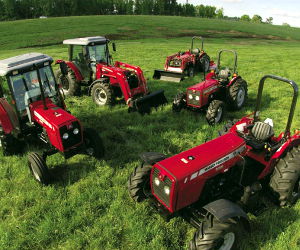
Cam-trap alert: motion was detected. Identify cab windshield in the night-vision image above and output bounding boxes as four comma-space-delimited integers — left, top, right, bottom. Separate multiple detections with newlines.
9, 65, 57, 112
87, 44, 109, 64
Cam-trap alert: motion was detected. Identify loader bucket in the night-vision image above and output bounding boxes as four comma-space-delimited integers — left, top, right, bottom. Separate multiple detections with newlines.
129, 90, 168, 114
153, 69, 184, 83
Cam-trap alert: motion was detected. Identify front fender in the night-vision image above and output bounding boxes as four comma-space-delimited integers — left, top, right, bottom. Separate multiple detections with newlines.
56, 60, 83, 81
140, 152, 167, 165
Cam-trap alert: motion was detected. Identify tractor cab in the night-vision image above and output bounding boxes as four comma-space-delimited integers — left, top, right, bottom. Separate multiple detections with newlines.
63, 36, 115, 80
0, 53, 63, 128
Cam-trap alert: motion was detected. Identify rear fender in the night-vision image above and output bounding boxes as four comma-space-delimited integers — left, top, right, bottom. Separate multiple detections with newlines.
203, 199, 250, 230
0, 98, 19, 134
227, 75, 240, 87
56, 60, 83, 81
140, 152, 167, 165
258, 136, 300, 179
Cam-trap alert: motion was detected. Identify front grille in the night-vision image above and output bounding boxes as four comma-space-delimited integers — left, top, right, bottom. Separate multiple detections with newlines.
59, 121, 82, 150
187, 90, 201, 106
152, 168, 172, 208
169, 59, 182, 67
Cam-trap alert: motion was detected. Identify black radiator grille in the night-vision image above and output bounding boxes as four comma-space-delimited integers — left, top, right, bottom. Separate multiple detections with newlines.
152, 167, 172, 207
59, 121, 82, 150
187, 90, 201, 106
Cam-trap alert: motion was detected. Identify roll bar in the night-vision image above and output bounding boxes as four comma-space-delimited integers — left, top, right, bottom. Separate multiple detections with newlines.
191, 36, 204, 51
217, 49, 238, 74
254, 75, 298, 137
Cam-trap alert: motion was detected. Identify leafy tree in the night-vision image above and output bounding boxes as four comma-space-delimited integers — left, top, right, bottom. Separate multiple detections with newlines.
251, 14, 262, 23
216, 8, 223, 19
240, 14, 250, 22
265, 17, 273, 24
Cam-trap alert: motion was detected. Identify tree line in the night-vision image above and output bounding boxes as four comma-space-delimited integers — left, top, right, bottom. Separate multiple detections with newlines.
0, 0, 223, 21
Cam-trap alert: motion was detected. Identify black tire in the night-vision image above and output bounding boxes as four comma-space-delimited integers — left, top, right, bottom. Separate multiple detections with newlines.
172, 92, 186, 113
218, 119, 238, 136
206, 100, 225, 125
28, 152, 50, 185
227, 78, 248, 110
200, 54, 210, 72
83, 127, 105, 159
91, 81, 114, 106
55, 69, 80, 96
190, 213, 246, 250
0, 126, 21, 156
128, 163, 152, 202
269, 147, 300, 206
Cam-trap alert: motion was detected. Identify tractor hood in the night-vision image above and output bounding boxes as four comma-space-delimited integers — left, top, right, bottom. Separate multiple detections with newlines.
188, 78, 218, 93
171, 51, 193, 60
31, 99, 78, 129
155, 133, 246, 183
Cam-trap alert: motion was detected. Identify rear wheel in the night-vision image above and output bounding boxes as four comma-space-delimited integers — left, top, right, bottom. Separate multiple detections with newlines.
83, 128, 105, 159
55, 69, 80, 96
270, 147, 300, 206
128, 163, 152, 202
172, 92, 186, 113
91, 81, 114, 106
190, 213, 246, 250
227, 78, 248, 110
188, 67, 195, 77
28, 152, 50, 185
206, 100, 225, 125
0, 126, 21, 156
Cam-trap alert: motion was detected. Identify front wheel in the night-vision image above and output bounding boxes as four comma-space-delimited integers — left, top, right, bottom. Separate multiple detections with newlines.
269, 146, 300, 206
83, 128, 105, 159
91, 81, 114, 106
172, 92, 186, 113
188, 67, 195, 77
128, 163, 152, 202
190, 213, 246, 250
28, 152, 50, 185
227, 78, 248, 110
206, 100, 225, 125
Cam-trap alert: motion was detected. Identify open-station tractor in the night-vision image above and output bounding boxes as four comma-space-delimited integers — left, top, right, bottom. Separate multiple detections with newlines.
172, 49, 248, 125
153, 36, 212, 82
0, 53, 104, 185
128, 75, 300, 249
55, 36, 167, 114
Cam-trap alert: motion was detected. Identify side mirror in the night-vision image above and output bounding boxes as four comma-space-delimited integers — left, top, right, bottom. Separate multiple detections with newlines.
112, 42, 116, 52
59, 62, 68, 75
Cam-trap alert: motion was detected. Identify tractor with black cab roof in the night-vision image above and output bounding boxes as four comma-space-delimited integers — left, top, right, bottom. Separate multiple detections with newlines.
0, 53, 104, 185
172, 49, 248, 125
128, 75, 300, 249
55, 36, 167, 114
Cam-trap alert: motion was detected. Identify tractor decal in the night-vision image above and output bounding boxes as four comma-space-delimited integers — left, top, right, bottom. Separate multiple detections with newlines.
34, 111, 54, 130
203, 85, 218, 94
189, 145, 246, 181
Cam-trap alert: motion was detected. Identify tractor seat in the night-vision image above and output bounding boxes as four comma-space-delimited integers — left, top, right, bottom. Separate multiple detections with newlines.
218, 68, 231, 79
191, 48, 200, 55
251, 122, 274, 141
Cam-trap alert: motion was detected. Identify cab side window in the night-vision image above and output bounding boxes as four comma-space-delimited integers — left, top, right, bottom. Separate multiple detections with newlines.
73, 45, 86, 64
0, 76, 13, 104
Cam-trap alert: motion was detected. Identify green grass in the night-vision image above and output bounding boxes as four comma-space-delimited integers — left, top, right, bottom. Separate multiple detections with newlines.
1, 15, 300, 250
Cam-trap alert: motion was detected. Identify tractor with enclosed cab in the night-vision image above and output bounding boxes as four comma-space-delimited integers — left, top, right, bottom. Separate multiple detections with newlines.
172, 49, 248, 125
0, 53, 104, 185
153, 36, 212, 82
128, 75, 300, 249
55, 36, 167, 114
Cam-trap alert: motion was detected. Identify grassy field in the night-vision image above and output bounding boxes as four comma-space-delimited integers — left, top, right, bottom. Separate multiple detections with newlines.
0, 15, 300, 250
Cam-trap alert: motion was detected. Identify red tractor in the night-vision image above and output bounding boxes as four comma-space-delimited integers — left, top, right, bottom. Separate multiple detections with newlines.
153, 36, 212, 82
55, 36, 167, 114
128, 75, 300, 249
0, 53, 104, 185
172, 49, 248, 125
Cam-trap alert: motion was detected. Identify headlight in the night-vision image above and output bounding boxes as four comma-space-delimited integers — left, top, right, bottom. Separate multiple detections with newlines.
154, 177, 160, 186
188, 94, 193, 99
164, 186, 170, 195
195, 96, 200, 101
73, 128, 79, 135
63, 133, 69, 140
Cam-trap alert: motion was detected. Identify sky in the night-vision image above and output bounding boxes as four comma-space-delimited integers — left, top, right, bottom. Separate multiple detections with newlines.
178, 0, 300, 27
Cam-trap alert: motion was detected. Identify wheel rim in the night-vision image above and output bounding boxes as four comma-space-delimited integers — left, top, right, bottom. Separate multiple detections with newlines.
189, 68, 194, 77
215, 107, 223, 123
218, 232, 235, 250
236, 88, 245, 107
31, 165, 41, 182
95, 88, 107, 105
85, 136, 95, 156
